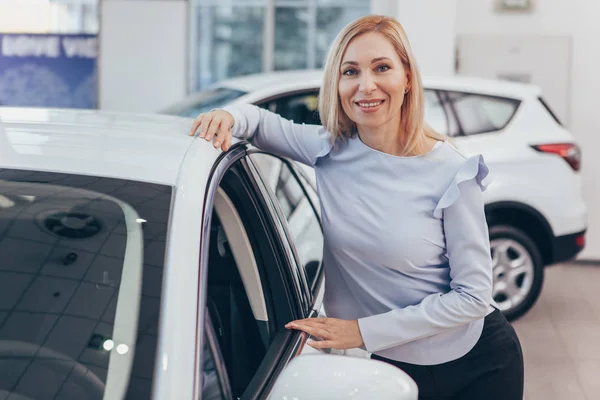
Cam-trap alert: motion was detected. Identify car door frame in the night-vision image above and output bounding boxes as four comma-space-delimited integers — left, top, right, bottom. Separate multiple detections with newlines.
242, 149, 329, 393
195, 142, 319, 400
195, 143, 247, 399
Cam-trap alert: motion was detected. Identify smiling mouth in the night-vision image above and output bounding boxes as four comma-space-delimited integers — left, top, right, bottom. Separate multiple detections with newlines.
355, 100, 384, 108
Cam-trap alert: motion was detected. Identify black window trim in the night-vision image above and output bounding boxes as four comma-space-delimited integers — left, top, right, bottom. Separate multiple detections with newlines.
241, 328, 310, 400
538, 96, 563, 126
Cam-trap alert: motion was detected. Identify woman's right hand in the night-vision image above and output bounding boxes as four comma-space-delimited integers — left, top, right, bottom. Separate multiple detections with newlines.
188, 109, 235, 152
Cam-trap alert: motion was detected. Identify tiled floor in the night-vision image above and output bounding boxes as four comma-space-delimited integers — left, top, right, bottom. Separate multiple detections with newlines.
512, 262, 600, 400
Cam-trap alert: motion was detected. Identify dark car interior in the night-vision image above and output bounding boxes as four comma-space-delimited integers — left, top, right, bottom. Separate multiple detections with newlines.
206, 213, 267, 398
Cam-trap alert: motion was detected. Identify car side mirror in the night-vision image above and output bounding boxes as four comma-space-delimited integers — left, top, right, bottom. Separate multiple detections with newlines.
268, 354, 418, 400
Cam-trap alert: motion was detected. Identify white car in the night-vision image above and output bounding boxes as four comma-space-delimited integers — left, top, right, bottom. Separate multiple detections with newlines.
0, 108, 418, 400
163, 70, 588, 321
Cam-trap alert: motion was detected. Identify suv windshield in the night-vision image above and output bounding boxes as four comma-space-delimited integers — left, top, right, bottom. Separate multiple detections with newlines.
162, 87, 247, 118
0, 170, 171, 400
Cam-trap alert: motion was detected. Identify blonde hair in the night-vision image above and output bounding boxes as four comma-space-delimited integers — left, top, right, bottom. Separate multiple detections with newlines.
318, 15, 446, 155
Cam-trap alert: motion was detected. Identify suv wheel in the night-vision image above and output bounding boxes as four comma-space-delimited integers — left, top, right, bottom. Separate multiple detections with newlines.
489, 225, 544, 321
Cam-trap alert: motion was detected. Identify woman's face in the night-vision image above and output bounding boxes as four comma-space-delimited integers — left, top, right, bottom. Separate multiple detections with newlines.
338, 32, 410, 134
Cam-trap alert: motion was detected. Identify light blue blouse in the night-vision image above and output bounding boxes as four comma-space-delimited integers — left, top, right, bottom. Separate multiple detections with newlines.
223, 104, 495, 365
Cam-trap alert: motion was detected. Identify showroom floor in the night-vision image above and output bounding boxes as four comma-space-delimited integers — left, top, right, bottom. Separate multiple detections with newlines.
512, 262, 600, 400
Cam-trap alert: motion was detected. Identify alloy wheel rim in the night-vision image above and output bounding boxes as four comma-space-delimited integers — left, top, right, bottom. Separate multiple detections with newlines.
490, 238, 535, 313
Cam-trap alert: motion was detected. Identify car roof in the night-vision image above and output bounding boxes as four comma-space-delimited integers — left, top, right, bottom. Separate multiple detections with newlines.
0, 107, 214, 186
423, 75, 542, 98
219, 69, 324, 92
216, 69, 542, 99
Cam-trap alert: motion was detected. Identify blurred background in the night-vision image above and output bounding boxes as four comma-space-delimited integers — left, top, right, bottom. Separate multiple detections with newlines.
1, 1, 599, 399
2, 0, 596, 258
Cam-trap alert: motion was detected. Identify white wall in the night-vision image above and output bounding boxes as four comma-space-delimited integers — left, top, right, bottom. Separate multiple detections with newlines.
371, 0, 457, 77
456, 0, 600, 260
99, 0, 187, 113
0, 0, 53, 33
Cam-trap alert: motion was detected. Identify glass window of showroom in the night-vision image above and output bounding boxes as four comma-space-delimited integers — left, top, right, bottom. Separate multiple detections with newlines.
190, 0, 369, 91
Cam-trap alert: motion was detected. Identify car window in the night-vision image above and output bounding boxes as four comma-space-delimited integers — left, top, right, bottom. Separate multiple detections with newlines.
261, 91, 321, 125
445, 91, 520, 135
249, 153, 324, 292
0, 170, 171, 400
424, 89, 449, 135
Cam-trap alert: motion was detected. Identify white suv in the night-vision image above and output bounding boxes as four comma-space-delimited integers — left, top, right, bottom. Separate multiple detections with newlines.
163, 70, 588, 321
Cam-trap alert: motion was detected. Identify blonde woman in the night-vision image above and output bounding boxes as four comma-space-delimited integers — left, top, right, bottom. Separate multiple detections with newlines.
190, 15, 524, 400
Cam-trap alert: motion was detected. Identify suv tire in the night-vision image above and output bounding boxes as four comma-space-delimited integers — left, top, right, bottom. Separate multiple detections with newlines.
489, 225, 544, 321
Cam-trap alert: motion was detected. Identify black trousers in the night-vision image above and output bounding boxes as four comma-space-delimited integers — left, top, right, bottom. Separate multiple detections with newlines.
371, 309, 524, 400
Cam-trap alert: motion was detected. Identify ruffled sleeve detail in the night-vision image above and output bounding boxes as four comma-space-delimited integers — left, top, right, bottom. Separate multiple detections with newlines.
433, 154, 490, 219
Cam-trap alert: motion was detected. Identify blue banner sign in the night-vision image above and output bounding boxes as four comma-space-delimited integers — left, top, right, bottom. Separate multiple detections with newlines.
0, 33, 97, 109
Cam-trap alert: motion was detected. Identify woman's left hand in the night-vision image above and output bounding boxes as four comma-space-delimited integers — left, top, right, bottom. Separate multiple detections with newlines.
285, 318, 365, 350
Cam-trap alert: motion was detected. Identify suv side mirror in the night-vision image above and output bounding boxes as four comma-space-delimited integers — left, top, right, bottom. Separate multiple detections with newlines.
268, 354, 418, 399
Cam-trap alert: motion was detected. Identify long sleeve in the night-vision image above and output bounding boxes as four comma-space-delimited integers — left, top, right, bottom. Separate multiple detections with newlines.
357, 155, 493, 353
223, 104, 333, 166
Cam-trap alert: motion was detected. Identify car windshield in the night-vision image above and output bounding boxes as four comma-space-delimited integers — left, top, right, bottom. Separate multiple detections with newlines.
162, 87, 247, 118
0, 170, 171, 400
